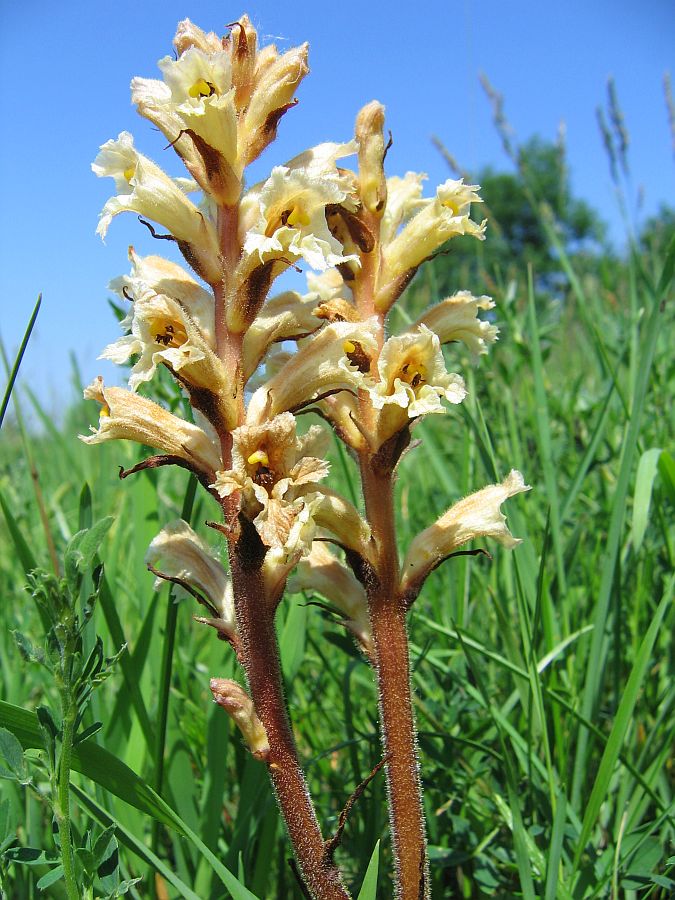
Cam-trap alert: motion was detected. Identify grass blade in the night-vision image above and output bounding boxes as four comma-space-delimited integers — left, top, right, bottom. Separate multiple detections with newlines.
357, 840, 380, 900
572, 579, 672, 873
0, 294, 41, 430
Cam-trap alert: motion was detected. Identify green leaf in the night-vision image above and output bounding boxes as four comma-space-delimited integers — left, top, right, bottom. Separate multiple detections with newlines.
64, 517, 114, 590
36, 865, 65, 891
75, 722, 103, 745
631, 448, 662, 551
78, 482, 93, 532
4, 846, 58, 866
280, 599, 307, 683
13, 630, 45, 666
0, 727, 29, 784
357, 840, 380, 900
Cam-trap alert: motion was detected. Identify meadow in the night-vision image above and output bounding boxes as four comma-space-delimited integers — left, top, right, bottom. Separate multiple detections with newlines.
0, 127, 673, 897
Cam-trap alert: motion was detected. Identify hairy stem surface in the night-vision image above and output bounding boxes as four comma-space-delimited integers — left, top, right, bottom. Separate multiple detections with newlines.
361, 462, 429, 899
228, 548, 350, 900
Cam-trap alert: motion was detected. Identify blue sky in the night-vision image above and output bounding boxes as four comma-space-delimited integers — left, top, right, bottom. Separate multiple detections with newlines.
1, 0, 673, 414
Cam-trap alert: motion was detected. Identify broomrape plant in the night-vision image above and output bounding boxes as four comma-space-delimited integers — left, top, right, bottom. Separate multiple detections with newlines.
83, 15, 528, 899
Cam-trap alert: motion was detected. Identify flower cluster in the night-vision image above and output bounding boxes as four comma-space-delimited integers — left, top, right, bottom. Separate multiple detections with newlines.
83, 16, 528, 897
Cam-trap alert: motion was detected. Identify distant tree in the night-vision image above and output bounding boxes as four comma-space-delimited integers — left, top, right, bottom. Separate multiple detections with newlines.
430, 136, 606, 295
638, 203, 675, 259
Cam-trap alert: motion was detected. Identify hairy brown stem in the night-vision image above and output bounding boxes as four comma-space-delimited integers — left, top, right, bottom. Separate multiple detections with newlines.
228, 536, 350, 900
361, 461, 429, 900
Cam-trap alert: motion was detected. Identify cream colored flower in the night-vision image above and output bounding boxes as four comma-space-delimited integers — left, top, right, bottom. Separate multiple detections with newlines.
80, 377, 221, 476
132, 45, 240, 203
246, 320, 378, 422
305, 268, 350, 303
241, 165, 359, 272
241, 289, 323, 381
411, 291, 499, 359
102, 251, 237, 428
93, 132, 221, 284
101, 290, 234, 419
309, 487, 374, 562
377, 178, 486, 311
318, 392, 366, 450
212, 413, 329, 555
210, 679, 269, 760
400, 470, 531, 596
369, 325, 467, 418
379, 171, 428, 246
288, 543, 372, 655
110, 248, 215, 342
146, 520, 236, 641
239, 41, 309, 165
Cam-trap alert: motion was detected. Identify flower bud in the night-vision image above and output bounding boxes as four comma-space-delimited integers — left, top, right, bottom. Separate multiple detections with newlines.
241, 43, 309, 165
210, 679, 270, 760
227, 14, 258, 109
356, 101, 387, 216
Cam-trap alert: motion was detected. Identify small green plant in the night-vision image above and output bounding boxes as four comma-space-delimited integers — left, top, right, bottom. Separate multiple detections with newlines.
0, 519, 134, 899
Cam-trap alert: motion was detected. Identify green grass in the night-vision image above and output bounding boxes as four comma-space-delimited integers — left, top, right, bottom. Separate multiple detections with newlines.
0, 232, 673, 898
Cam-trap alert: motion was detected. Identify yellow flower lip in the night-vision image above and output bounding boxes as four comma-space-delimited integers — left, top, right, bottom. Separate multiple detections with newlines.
151, 318, 187, 348
188, 78, 217, 99
286, 205, 311, 228
343, 340, 356, 354
399, 360, 426, 388
123, 165, 136, 183
247, 449, 270, 467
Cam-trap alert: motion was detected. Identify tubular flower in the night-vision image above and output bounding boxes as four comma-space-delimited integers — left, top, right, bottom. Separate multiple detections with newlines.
246, 319, 378, 422
379, 172, 428, 246
100, 291, 237, 431
132, 43, 240, 204
400, 470, 531, 597
146, 521, 237, 642
367, 325, 466, 444
212, 413, 329, 555
210, 679, 270, 760
93, 132, 221, 284
239, 40, 310, 165
288, 542, 372, 655
80, 377, 221, 477
241, 165, 359, 272
411, 291, 498, 359
241, 289, 324, 381
110, 247, 215, 342
308, 487, 374, 562
377, 178, 486, 311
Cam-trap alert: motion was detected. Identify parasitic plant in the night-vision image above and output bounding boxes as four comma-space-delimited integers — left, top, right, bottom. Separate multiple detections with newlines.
83, 15, 528, 898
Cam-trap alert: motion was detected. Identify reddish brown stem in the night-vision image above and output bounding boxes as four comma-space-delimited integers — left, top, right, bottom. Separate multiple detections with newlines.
229, 541, 350, 900
360, 460, 429, 900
